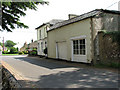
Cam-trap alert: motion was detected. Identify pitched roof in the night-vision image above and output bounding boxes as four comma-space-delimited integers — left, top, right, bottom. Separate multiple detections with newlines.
48, 9, 120, 32
35, 19, 63, 29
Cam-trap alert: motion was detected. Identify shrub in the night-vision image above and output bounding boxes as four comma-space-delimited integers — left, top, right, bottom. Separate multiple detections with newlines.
29, 51, 37, 56
3, 51, 9, 54
23, 51, 28, 54
44, 48, 47, 54
10, 47, 17, 54
32, 51, 37, 55
18, 51, 24, 55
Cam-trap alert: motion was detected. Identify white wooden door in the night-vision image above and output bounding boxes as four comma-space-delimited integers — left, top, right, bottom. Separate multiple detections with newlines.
72, 39, 87, 63
57, 42, 67, 60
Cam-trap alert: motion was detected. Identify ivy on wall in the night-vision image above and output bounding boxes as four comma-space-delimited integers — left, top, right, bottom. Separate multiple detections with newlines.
102, 31, 120, 46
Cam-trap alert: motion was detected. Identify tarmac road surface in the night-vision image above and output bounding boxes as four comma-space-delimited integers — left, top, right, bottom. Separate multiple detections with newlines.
0, 55, 119, 88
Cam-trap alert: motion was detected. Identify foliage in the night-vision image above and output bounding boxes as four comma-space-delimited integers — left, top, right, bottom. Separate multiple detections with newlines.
33, 48, 37, 51
43, 48, 47, 54
18, 51, 24, 55
30, 51, 37, 56
103, 31, 120, 45
2, 54, 19, 55
0, 42, 3, 47
29, 49, 37, 56
1, 1, 48, 32
23, 51, 28, 54
95, 61, 120, 68
10, 47, 17, 54
2, 51, 9, 54
5, 40, 16, 48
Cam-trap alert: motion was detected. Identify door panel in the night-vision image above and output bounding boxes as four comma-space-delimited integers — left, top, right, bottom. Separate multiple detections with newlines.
57, 42, 67, 60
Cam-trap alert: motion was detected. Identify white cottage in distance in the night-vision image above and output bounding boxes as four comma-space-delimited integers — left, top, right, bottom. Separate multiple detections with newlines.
35, 19, 63, 56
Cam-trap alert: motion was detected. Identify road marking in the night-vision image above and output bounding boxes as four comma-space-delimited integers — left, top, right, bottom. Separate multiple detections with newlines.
1, 60, 26, 81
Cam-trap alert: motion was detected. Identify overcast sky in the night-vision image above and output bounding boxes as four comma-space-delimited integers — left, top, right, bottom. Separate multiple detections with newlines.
0, 0, 119, 48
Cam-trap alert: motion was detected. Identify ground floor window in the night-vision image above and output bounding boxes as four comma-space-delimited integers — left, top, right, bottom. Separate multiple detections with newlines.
73, 39, 86, 55
41, 42, 43, 52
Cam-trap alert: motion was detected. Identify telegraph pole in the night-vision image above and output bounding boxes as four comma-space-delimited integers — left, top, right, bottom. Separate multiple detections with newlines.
3, 37, 4, 53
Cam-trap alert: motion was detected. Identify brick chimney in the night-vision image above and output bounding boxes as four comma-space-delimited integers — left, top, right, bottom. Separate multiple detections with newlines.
31, 39, 33, 43
68, 14, 78, 19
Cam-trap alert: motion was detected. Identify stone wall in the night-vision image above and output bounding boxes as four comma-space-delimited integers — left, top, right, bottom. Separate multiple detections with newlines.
98, 32, 120, 64
0, 64, 2, 90
92, 12, 120, 64
2, 66, 22, 89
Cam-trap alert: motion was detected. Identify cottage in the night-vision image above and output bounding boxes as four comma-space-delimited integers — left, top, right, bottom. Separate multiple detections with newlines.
0, 46, 2, 55
35, 19, 63, 56
47, 9, 120, 64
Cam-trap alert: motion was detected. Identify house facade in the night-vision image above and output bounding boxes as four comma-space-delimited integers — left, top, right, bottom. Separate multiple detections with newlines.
0, 45, 2, 55
20, 42, 28, 52
36, 19, 63, 56
47, 9, 120, 64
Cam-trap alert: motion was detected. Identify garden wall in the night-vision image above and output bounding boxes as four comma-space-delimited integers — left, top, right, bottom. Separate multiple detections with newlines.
98, 32, 120, 64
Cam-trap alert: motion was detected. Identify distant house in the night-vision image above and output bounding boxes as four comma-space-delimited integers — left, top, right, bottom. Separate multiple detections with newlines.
35, 19, 63, 56
28, 40, 38, 51
47, 9, 120, 64
20, 42, 28, 52
0, 45, 2, 55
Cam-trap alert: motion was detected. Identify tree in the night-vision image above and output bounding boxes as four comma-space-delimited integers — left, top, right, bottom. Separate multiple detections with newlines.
10, 47, 17, 54
1, 1, 48, 32
0, 42, 3, 47
5, 40, 16, 48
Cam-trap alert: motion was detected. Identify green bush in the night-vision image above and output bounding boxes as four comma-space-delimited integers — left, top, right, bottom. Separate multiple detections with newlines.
95, 61, 120, 68
10, 47, 17, 54
32, 51, 37, 55
44, 48, 47, 54
29, 50, 37, 56
3, 51, 9, 54
18, 51, 24, 55
23, 51, 28, 54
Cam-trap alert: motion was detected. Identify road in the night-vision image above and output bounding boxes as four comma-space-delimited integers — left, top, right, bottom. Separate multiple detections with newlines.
0, 63, 2, 90
0, 55, 119, 88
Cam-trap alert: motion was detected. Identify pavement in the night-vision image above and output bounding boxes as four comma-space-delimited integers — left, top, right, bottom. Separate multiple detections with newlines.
0, 55, 119, 88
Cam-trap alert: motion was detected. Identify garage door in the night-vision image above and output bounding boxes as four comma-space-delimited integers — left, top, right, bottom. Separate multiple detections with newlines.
57, 42, 67, 60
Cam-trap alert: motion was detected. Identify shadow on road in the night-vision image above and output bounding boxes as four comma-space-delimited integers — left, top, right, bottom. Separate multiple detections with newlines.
18, 68, 119, 88
14, 57, 73, 69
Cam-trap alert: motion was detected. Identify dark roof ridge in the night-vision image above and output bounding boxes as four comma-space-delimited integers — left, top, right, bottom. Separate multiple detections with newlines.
48, 9, 120, 31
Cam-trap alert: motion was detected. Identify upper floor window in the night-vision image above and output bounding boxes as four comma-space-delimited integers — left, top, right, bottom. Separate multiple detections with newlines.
45, 41, 47, 48
39, 30, 41, 39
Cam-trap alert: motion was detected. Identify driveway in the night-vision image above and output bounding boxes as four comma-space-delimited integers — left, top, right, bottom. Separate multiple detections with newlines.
0, 55, 119, 88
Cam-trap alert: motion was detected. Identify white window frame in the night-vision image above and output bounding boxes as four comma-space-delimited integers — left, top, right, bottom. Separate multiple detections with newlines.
73, 39, 86, 56
70, 35, 87, 61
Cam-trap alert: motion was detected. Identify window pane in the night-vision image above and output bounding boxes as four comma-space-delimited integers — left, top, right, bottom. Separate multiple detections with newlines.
73, 40, 75, 44
73, 45, 75, 49
74, 50, 77, 54
83, 50, 85, 55
76, 40, 78, 44
83, 45, 85, 49
80, 45, 82, 49
77, 49, 79, 54
76, 44, 78, 50
80, 40, 82, 44
83, 39, 85, 44
80, 50, 82, 54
